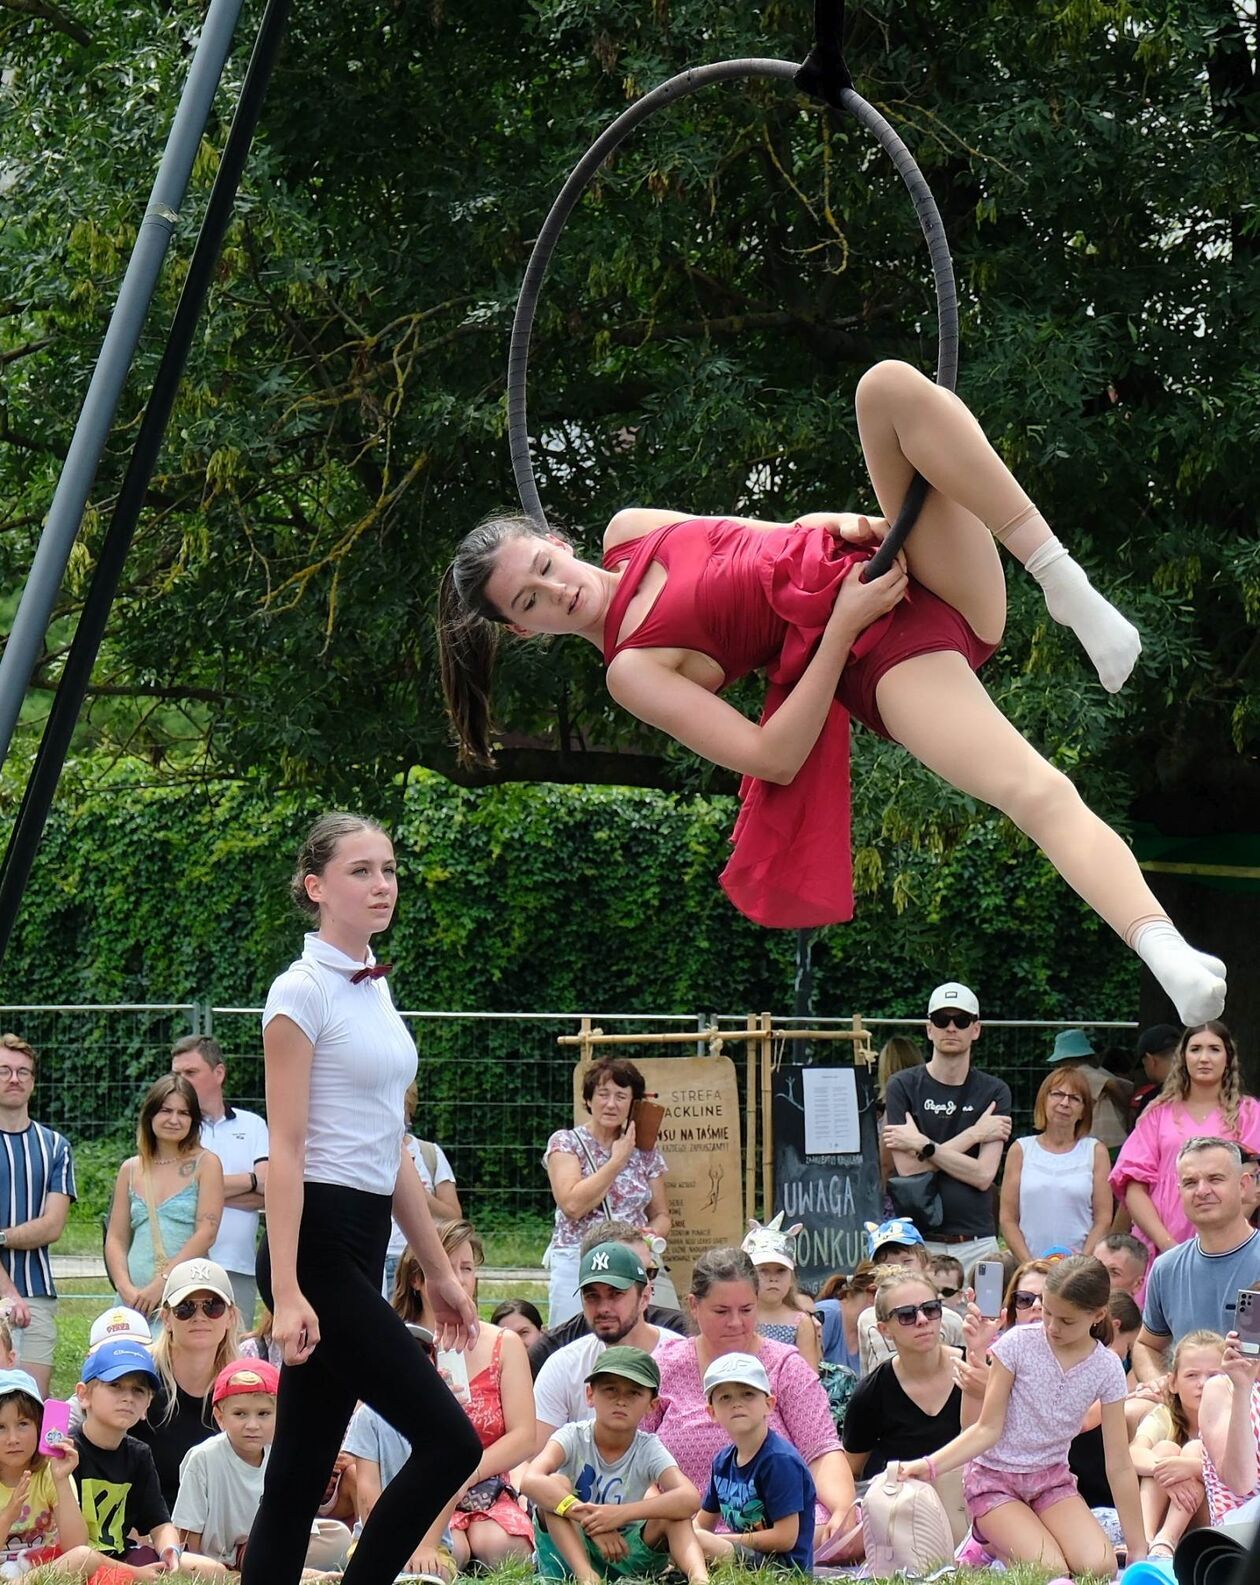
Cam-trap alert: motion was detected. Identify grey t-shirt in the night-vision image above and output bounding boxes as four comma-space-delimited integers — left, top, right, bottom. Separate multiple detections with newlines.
549, 1420, 676, 1506
1144, 1229, 1260, 1341
343, 1403, 411, 1491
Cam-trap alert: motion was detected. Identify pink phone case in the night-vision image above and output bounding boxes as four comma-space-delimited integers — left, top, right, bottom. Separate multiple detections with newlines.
38, 1398, 71, 1457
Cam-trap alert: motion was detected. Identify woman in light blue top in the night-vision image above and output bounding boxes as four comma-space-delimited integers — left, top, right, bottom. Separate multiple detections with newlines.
104, 1073, 224, 1317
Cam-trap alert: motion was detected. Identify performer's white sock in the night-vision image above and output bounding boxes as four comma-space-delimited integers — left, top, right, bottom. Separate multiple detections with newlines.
1024, 537, 1142, 693
1131, 920, 1227, 1025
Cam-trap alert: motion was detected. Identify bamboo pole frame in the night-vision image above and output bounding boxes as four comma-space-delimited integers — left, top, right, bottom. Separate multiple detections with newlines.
558, 1015, 877, 1229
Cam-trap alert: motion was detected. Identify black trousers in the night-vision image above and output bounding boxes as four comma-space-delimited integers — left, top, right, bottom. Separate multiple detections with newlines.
242, 1182, 480, 1584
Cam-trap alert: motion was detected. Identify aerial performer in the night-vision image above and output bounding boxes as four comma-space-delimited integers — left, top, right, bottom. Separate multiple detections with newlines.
437, 358, 1227, 1026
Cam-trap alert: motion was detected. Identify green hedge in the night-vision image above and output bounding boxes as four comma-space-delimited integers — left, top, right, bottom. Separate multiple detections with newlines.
0, 770, 1135, 1017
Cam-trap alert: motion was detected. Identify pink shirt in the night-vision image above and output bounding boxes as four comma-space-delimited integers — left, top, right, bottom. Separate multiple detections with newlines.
1203, 1382, 1260, 1523
978, 1323, 1126, 1473
1109, 1098, 1260, 1260
642, 1335, 840, 1518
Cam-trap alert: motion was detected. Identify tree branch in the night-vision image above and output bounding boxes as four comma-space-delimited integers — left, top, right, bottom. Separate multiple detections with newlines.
416, 741, 739, 794
0, 0, 93, 45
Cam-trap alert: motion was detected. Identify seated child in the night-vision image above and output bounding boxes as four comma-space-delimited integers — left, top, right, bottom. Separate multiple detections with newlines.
173, 1360, 351, 1572
0, 1366, 92, 1577
71, 1338, 224, 1578
696, 1352, 817, 1573
522, 1345, 707, 1584
929, 1256, 968, 1317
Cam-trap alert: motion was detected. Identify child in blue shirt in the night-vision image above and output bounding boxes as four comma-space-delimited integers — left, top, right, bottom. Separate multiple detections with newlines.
697, 1353, 816, 1573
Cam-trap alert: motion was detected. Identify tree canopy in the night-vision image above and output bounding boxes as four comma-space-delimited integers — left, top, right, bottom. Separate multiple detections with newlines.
0, 0, 1256, 1001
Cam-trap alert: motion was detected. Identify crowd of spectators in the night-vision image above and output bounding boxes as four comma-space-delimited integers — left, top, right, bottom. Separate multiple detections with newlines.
1, 995, 1258, 1579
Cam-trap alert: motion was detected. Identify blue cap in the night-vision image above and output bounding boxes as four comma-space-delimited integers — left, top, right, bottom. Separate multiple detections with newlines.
865, 1217, 927, 1260
82, 1338, 160, 1386
0, 1368, 41, 1404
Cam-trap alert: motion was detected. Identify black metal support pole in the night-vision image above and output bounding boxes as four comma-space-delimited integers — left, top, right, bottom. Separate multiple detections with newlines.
0, 0, 292, 965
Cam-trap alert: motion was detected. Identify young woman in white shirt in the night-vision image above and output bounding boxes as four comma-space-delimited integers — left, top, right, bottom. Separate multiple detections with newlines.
241, 813, 481, 1585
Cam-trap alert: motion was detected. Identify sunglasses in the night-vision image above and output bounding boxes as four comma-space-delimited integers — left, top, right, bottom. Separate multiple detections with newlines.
936, 1285, 962, 1299
929, 1010, 975, 1030
888, 1299, 944, 1326
1012, 1290, 1042, 1311
170, 1296, 228, 1321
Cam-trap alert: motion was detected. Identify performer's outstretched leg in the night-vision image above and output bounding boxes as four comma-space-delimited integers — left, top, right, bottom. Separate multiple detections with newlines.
875, 650, 1226, 1023
854, 360, 1142, 692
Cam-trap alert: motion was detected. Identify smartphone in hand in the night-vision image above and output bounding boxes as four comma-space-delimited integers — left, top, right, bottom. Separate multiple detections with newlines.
1237, 1289, 1260, 1356
974, 1261, 1005, 1320
38, 1398, 71, 1457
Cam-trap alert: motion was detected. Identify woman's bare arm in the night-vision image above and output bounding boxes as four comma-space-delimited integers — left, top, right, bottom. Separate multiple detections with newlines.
608, 562, 907, 784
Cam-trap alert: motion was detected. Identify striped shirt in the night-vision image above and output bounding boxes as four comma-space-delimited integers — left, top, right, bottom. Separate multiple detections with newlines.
0, 1122, 76, 1298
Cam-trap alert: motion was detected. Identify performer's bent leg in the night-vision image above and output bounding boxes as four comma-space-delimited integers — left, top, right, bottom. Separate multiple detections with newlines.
875, 651, 1226, 1023
855, 360, 1141, 692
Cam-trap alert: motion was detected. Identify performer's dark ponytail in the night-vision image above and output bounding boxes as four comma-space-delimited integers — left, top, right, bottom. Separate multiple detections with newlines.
436, 514, 570, 768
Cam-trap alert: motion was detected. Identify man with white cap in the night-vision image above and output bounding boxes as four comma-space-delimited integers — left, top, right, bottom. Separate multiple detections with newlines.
882, 982, 1011, 1265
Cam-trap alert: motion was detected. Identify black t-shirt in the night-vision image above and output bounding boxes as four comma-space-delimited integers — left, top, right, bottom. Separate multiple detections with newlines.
131, 1379, 217, 1512
1069, 1423, 1111, 1508
883, 1065, 1012, 1237
528, 1303, 691, 1378
73, 1427, 169, 1558
841, 1358, 962, 1477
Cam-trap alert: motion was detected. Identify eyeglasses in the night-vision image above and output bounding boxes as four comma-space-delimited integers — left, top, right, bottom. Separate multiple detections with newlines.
888, 1300, 944, 1326
170, 1296, 228, 1321
0, 1067, 34, 1082
1047, 1091, 1085, 1106
929, 1011, 975, 1030
1012, 1290, 1042, 1311
936, 1285, 962, 1299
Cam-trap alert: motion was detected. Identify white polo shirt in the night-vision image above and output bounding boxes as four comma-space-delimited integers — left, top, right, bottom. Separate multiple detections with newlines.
200, 1106, 269, 1277
263, 934, 416, 1198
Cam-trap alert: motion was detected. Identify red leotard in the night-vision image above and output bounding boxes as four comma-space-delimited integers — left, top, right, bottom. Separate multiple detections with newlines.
603, 517, 996, 928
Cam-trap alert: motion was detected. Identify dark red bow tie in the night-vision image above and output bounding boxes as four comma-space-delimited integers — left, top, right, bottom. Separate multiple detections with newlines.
350, 963, 393, 984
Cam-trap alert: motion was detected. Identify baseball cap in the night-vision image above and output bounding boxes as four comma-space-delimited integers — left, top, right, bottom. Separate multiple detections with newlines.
585, 1345, 660, 1392
703, 1352, 772, 1399
927, 983, 979, 1017
865, 1217, 927, 1261
1137, 1023, 1182, 1059
82, 1338, 160, 1387
0, 1368, 42, 1405
213, 1360, 280, 1405
162, 1258, 235, 1309
577, 1242, 647, 1293
89, 1306, 153, 1350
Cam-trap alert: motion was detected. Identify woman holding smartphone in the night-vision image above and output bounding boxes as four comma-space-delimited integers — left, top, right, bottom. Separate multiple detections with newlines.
543, 1057, 674, 1323
241, 812, 481, 1585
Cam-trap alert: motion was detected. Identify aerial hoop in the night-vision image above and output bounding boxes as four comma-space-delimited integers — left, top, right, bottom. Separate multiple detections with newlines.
506, 0, 958, 581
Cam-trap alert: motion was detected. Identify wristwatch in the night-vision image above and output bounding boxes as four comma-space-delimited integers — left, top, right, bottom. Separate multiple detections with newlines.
917, 1141, 937, 1162
0, 1229, 8, 1247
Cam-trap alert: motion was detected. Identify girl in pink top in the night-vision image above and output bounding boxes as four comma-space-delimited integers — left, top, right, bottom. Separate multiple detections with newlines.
640, 1247, 854, 1552
1110, 1022, 1260, 1262
900, 1255, 1145, 1575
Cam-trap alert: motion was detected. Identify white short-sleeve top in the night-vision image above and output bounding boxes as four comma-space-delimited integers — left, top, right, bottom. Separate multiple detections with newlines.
262, 933, 416, 1197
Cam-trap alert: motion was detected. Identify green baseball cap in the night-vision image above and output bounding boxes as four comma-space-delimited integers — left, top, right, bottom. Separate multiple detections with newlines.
585, 1345, 660, 1392
577, 1241, 647, 1292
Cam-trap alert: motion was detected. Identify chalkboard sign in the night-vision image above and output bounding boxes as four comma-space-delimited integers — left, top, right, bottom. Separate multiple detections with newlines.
772, 1061, 881, 1289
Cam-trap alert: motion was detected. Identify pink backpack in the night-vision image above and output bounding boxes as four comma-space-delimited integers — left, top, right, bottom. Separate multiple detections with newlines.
861, 1462, 957, 1575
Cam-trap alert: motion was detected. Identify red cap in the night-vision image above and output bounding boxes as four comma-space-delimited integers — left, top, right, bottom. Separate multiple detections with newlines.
212, 1359, 280, 1405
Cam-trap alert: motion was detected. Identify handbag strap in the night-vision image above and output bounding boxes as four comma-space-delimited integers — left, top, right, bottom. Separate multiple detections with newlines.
573, 1129, 615, 1223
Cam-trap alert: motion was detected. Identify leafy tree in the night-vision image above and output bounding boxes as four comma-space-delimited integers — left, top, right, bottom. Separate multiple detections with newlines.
1, 0, 1256, 1029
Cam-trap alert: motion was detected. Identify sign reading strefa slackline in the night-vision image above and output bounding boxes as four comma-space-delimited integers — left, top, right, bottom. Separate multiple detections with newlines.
572, 1056, 742, 1294
772, 1063, 880, 1287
